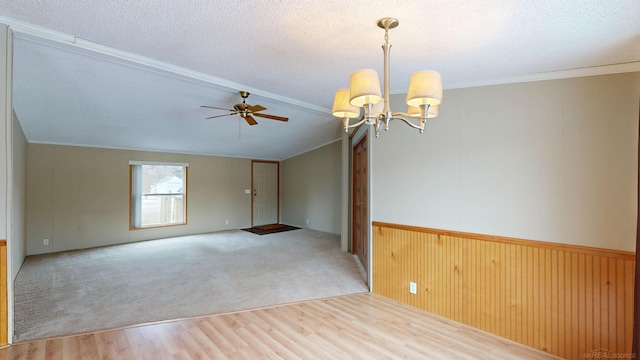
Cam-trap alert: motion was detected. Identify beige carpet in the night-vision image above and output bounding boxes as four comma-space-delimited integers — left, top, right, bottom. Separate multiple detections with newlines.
13, 229, 369, 342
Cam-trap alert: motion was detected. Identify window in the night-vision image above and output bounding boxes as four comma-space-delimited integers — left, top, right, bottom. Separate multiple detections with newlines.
130, 162, 188, 229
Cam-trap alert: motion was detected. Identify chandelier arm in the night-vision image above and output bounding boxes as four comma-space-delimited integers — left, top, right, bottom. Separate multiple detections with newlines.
389, 113, 427, 133
342, 117, 368, 132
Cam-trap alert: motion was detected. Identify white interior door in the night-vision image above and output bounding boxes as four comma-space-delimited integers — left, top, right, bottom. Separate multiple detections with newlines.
252, 161, 278, 226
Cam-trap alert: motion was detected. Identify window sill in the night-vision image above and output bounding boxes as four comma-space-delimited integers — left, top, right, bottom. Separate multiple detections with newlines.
130, 222, 187, 231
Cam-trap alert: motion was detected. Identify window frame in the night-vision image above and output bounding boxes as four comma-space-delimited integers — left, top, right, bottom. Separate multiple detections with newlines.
129, 161, 189, 230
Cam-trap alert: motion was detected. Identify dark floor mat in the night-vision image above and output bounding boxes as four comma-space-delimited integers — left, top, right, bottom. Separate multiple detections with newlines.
242, 224, 301, 235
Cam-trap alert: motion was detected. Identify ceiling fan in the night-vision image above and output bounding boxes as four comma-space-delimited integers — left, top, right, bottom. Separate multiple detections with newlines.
201, 91, 289, 126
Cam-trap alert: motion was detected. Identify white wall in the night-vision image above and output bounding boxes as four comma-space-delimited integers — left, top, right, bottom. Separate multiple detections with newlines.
11, 111, 26, 279
281, 141, 342, 234
372, 73, 639, 251
0, 22, 15, 343
0, 24, 8, 242
26, 144, 252, 255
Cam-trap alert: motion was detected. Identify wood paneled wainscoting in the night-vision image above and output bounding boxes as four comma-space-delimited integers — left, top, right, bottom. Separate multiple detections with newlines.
372, 222, 635, 360
0, 240, 6, 346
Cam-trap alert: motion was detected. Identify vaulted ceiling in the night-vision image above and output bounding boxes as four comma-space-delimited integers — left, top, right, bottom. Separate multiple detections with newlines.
1, 1, 639, 160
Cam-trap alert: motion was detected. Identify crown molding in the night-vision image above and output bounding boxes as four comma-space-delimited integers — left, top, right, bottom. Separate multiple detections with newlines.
27, 139, 283, 161
446, 61, 640, 90
0, 15, 74, 43
0, 15, 330, 114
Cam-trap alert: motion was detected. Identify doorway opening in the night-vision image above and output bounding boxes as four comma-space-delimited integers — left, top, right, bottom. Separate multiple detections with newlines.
352, 135, 368, 280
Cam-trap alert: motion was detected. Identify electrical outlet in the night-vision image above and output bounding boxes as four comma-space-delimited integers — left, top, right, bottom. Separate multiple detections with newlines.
409, 282, 417, 294
306, 219, 310, 224
225, 219, 230, 225
43, 238, 49, 246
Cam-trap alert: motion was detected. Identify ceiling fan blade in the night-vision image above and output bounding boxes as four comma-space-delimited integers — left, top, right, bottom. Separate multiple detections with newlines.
253, 113, 289, 122
244, 115, 258, 126
206, 112, 238, 119
201, 105, 234, 111
247, 104, 267, 113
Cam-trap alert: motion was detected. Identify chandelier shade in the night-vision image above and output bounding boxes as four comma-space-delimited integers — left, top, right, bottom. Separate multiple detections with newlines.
332, 89, 361, 118
371, 100, 384, 117
406, 71, 443, 107
349, 69, 382, 107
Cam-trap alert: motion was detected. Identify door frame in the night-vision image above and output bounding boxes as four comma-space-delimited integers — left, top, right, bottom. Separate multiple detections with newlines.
250, 160, 280, 227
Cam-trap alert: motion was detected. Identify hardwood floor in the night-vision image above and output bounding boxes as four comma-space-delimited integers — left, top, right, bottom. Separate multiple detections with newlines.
0, 293, 559, 359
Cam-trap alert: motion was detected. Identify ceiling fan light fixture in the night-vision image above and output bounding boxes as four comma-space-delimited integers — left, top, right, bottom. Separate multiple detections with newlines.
201, 91, 288, 126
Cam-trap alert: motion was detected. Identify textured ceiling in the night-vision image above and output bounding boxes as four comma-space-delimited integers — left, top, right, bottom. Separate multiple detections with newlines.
1, 1, 639, 160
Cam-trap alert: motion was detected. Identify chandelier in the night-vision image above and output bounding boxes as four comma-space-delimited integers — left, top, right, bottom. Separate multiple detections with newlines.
332, 17, 443, 137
